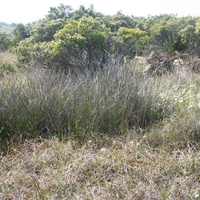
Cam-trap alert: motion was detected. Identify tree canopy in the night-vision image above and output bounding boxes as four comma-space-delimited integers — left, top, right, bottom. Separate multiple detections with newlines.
2, 4, 200, 71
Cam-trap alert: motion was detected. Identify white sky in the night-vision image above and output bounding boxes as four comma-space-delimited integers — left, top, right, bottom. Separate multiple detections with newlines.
1, 0, 200, 24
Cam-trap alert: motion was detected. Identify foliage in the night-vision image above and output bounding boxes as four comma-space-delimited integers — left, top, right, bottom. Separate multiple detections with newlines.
150, 21, 184, 54
8, 4, 200, 70
50, 16, 110, 71
116, 27, 149, 58
72, 5, 103, 20
46, 3, 73, 20
0, 32, 11, 51
12, 23, 29, 44
15, 39, 33, 64
102, 11, 134, 32
29, 19, 66, 43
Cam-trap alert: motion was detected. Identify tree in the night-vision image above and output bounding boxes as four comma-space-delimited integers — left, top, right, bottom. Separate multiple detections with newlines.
0, 32, 11, 51
29, 19, 66, 43
12, 23, 29, 44
148, 15, 187, 54
102, 12, 134, 32
72, 5, 103, 20
180, 25, 196, 52
50, 16, 110, 71
115, 27, 149, 59
46, 4, 73, 20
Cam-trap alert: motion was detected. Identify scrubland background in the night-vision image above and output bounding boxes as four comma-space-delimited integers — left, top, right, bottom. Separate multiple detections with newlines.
0, 4, 200, 199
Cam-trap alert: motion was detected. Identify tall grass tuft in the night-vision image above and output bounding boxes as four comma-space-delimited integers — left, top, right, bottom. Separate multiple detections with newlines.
0, 62, 172, 149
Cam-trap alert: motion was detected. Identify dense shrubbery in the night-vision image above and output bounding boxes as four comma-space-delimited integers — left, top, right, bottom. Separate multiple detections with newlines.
1, 4, 200, 71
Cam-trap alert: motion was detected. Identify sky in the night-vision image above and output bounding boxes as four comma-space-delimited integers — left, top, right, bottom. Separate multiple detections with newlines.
1, 0, 200, 24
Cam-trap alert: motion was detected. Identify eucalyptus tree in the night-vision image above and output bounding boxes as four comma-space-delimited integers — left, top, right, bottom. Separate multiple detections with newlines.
48, 16, 110, 71
115, 27, 149, 59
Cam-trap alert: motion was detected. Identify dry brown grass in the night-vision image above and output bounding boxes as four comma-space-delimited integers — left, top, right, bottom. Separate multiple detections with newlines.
0, 52, 16, 63
0, 51, 18, 78
1, 134, 199, 200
